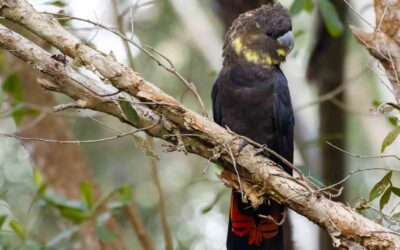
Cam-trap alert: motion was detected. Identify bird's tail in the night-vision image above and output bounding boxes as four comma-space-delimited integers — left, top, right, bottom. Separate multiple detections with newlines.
227, 191, 285, 250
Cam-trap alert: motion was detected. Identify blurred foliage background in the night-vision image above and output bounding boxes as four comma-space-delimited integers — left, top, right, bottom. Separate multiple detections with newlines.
0, 0, 400, 249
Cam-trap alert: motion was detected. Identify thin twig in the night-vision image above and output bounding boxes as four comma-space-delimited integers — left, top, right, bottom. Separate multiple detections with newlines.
0, 124, 156, 144
326, 141, 400, 162
258, 209, 287, 226
120, 0, 161, 18
111, 0, 135, 70
284, 167, 400, 202
226, 141, 244, 198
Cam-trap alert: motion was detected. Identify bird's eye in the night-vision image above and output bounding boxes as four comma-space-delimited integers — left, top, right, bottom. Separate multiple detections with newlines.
265, 31, 272, 37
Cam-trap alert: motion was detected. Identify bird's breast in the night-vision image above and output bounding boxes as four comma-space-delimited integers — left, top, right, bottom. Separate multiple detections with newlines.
219, 83, 275, 143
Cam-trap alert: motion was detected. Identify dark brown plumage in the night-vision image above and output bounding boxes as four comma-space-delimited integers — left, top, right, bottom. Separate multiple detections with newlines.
222, 4, 293, 67
211, 3, 294, 249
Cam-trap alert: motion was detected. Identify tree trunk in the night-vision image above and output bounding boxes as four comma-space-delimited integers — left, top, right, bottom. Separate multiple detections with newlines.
306, 1, 348, 249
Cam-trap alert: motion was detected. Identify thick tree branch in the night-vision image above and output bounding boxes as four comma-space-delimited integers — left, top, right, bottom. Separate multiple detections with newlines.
0, 0, 399, 248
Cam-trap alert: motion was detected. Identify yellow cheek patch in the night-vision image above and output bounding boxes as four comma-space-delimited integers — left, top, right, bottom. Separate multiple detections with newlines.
230, 37, 281, 66
232, 37, 243, 54
277, 48, 286, 57
244, 50, 260, 63
264, 55, 272, 65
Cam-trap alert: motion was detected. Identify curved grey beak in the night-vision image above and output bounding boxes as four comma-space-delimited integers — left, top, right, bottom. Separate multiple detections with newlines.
277, 31, 294, 54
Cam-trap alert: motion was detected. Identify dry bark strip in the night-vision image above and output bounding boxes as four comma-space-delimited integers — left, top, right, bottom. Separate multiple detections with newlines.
351, 0, 400, 101
0, 0, 399, 248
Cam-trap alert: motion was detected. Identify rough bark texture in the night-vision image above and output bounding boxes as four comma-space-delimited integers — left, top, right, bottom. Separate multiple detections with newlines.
306, 1, 348, 249
0, 0, 399, 248
351, 0, 400, 101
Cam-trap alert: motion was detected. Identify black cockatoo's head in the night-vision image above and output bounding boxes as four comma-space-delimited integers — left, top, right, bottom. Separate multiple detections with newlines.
223, 3, 294, 67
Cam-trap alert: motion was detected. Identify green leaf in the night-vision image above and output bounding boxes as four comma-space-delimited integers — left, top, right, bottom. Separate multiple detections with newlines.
1, 73, 39, 123
2, 73, 23, 102
80, 182, 94, 209
119, 101, 140, 126
381, 126, 400, 152
105, 185, 133, 211
304, 0, 314, 12
290, 0, 307, 15
12, 107, 40, 125
0, 215, 7, 229
369, 171, 392, 201
107, 201, 131, 210
372, 100, 381, 108
34, 170, 47, 195
318, 0, 344, 37
391, 187, 400, 197
45, 0, 67, 7
388, 117, 398, 127
393, 212, 400, 220
96, 225, 115, 242
380, 188, 392, 210
59, 207, 87, 223
44, 194, 87, 211
117, 184, 133, 202
9, 219, 24, 239
58, 19, 70, 27
45, 226, 80, 248
43, 194, 88, 222
33, 169, 44, 188
290, 0, 314, 15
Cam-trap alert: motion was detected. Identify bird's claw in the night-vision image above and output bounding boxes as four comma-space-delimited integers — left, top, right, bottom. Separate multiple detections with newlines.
254, 144, 270, 157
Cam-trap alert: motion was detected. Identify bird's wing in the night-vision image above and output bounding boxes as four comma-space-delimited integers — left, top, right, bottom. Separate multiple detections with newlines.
272, 70, 295, 172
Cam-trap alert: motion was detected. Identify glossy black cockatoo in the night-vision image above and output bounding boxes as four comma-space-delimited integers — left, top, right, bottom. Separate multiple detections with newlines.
211, 3, 295, 250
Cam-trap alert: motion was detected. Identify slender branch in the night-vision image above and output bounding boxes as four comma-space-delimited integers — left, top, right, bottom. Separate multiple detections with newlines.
124, 206, 155, 250
0, 124, 156, 144
326, 141, 400, 161
146, 137, 173, 250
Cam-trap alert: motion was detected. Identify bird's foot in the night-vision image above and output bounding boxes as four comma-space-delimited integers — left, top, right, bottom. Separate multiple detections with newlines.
254, 144, 270, 157
238, 139, 249, 151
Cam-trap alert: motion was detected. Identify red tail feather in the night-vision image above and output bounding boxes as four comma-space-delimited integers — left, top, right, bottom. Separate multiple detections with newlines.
230, 193, 280, 247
